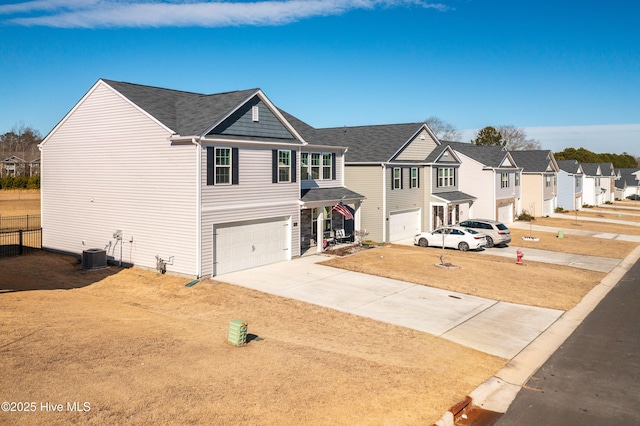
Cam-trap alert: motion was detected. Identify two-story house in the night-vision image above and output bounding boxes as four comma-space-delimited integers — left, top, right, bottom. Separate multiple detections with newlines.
556, 159, 584, 211
447, 142, 521, 223
580, 163, 604, 206
296, 123, 474, 243
510, 150, 559, 217
40, 79, 362, 277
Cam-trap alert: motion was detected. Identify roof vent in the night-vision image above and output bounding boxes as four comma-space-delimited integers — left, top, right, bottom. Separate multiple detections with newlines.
82, 248, 107, 270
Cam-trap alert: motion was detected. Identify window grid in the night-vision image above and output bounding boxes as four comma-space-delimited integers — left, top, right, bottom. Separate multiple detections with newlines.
410, 167, 419, 188
278, 150, 291, 183
215, 148, 231, 185
501, 172, 509, 188
393, 168, 401, 189
438, 168, 454, 187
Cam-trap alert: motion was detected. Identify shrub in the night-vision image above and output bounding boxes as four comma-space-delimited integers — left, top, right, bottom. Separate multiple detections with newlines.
518, 211, 535, 221
555, 206, 565, 213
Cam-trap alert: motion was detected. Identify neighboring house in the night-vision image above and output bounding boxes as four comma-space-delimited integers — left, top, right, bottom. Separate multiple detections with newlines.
596, 162, 616, 203
40, 79, 362, 277
510, 150, 559, 217
1, 155, 27, 178
615, 168, 640, 200
556, 160, 584, 211
580, 163, 606, 206
294, 123, 474, 243
29, 158, 40, 176
447, 142, 521, 223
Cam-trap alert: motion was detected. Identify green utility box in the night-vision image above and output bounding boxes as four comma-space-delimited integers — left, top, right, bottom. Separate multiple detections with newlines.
228, 319, 248, 346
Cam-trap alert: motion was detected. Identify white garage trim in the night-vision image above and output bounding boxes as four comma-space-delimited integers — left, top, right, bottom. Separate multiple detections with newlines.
497, 204, 513, 224
389, 209, 421, 242
213, 216, 290, 276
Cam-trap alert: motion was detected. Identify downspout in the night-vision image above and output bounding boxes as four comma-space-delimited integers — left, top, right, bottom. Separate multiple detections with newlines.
382, 163, 387, 243
192, 137, 202, 278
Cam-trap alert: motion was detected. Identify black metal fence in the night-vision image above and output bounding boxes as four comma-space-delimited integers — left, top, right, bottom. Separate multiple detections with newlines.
0, 214, 41, 231
0, 228, 42, 257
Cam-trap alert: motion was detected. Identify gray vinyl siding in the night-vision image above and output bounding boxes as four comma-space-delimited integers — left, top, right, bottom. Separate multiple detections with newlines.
394, 130, 438, 161
199, 144, 300, 277
344, 165, 384, 243
300, 148, 344, 190
41, 82, 198, 275
557, 171, 577, 210
209, 98, 294, 140
431, 166, 459, 194
386, 166, 423, 241
542, 172, 556, 201
495, 170, 518, 200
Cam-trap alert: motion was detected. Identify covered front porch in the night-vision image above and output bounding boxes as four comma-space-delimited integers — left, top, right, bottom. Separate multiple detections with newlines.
429, 191, 476, 230
300, 187, 365, 254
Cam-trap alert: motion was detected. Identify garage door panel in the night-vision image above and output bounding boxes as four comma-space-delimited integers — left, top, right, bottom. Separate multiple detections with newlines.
214, 217, 289, 275
498, 204, 513, 224
389, 209, 421, 242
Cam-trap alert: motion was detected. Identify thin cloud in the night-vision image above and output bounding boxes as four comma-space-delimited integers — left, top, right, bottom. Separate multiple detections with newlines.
1, 0, 451, 28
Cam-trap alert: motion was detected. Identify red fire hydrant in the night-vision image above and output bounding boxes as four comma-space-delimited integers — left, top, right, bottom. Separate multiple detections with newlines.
516, 248, 524, 265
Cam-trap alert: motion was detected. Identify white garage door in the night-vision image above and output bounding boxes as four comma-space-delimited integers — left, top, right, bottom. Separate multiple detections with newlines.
497, 204, 513, 224
542, 199, 553, 217
214, 217, 290, 275
389, 209, 421, 242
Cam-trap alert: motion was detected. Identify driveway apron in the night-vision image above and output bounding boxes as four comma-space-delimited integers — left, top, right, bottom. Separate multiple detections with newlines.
215, 255, 563, 359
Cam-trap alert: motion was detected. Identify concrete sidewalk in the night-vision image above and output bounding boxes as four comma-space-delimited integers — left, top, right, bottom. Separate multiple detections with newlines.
216, 255, 563, 359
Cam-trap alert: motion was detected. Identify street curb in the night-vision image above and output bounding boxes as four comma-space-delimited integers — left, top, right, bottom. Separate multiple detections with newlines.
433, 243, 640, 425
468, 243, 640, 413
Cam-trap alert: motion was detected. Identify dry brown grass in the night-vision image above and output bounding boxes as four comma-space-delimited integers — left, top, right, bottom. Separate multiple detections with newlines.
527, 215, 640, 236
2, 195, 638, 425
0, 252, 505, 425
0, 189, 40, 216
321, 244, 605, 312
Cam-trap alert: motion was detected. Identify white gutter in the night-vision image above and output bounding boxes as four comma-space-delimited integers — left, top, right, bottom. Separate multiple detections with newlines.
192, 137, 202, 278
382, 163, 387, 243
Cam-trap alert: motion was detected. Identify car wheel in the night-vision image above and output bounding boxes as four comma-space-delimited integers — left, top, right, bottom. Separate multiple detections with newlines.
485, 236, 494, 248
458, 242, 469, 252
418, 238, 429, 247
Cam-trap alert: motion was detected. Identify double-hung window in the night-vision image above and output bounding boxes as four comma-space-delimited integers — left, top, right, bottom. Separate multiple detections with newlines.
322, 153, 332, 180
501, 172, 509, 188
215, 148, 231, 185
278, 150, 291, 183
545, 175, 552, 188
393, 168, 402, 189
300, 152, 309, 181
410, 167, 419, 188
438, 167, 454, 188
305, 152, 333, 180
515, 172, 520, 186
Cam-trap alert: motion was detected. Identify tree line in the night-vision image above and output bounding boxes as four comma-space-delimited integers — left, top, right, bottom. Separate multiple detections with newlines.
425, 118, 639, 167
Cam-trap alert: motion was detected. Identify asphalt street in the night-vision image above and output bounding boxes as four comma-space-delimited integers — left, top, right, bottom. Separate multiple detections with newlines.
495, 257, 640, 425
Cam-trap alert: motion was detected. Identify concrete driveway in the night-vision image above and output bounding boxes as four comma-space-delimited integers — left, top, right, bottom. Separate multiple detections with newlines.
216, 255, 563, 359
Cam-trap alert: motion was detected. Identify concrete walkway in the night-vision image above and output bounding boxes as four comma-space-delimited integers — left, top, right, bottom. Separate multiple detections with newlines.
216, 255, 563, 359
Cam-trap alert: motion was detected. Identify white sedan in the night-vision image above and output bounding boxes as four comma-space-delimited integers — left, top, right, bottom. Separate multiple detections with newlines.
414, 226, 488, 252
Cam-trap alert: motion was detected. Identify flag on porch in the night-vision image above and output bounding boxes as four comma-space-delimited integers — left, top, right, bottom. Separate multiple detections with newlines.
332, 202, 354, 220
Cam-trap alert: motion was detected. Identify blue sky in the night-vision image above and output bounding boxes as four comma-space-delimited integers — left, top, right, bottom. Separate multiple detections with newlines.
1, 0, 639, 156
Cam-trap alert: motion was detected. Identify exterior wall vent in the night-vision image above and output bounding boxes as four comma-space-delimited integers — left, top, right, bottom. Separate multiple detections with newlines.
82, 248, 107, 270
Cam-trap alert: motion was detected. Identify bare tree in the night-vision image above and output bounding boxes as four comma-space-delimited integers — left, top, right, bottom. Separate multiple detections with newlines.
424, 116, 462, 141
496, 125, 541, 150
0, 124, 42, 161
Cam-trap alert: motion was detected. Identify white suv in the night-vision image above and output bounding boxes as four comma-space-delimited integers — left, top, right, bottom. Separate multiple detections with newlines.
458, 219, 511, 248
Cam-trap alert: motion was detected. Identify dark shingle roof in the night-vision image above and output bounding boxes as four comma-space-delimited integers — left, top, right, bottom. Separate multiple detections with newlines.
310, 123, 427, 163
580, 163, 602, 176
616, 174, 639, 189
433, 191, 476, 202
301, 187, 365, 203
509, 150, 555, 173
102, 79, 258, 136
444, 141, 512, 168
557, 159, 582, 174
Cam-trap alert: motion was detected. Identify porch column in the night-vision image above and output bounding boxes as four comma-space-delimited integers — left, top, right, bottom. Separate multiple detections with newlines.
316, 207, 324, 253
354, 201, 362, 236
